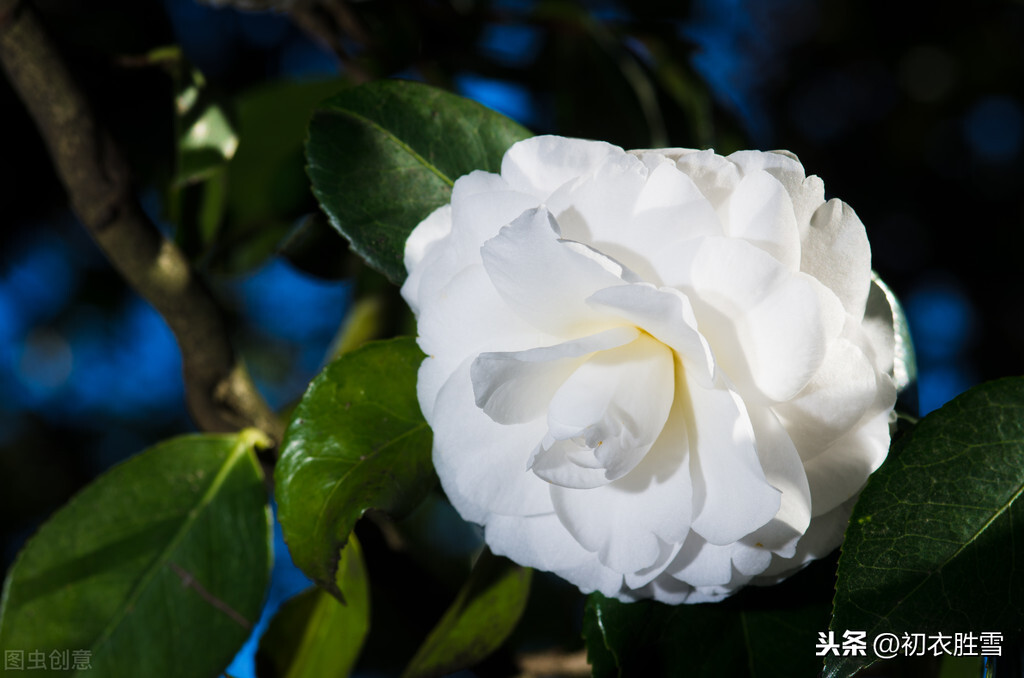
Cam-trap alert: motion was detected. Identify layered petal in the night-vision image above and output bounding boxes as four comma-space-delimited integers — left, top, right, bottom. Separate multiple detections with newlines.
802, 198, 873, 319
531, 333, 675, 488
722, 170, 801, 270
432, 358, 552, 522
674, 236, 846, 402
404, 137, 897, 606
774, 332, 880, 458
415, 263, 554, 419
550, 378, 693, 572
684, 371, 781, 545
471, 326, 639, 425
586, 283, 715, 386
480, 208, 629, 336
501, 135, 625, 197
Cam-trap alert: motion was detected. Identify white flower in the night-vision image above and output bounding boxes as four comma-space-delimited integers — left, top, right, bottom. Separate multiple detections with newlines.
401, 136, 898, 604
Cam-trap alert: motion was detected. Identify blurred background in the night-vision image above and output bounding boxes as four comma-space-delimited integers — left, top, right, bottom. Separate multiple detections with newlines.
2, 0, 1021, 675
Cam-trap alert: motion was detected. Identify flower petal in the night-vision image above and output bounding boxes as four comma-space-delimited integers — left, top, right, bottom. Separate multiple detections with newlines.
415, 263, 555, 419
402, 204, 455, 315
432, 358, 553, 522
802, 198, 872, 318
723, 170, 801, 270
726, 150, 826, 233
532, 334, 676, 488
405, 137, 896, 605
486, 512, 626, 596
803, 405, 893, 516
545, 156, 720, 284
774, 332, 880, 458
480, 208, 627, 335
665, 533, 767, 588
620, 573, 695, 604
471, 326, 640, 425
623, 540, 684, 590
501, 135, 626, 197
548, 374, 693, 572
587, 283, 714, 386
673, 149, 742, 212
745, 405, 812, 557
448, 171, 540, 260
755, 496, 855, 582
675, 236, 845, 402
686, 372, 781, 545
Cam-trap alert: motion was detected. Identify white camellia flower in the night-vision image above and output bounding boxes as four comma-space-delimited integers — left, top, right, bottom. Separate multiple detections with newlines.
401, 135, 899, 604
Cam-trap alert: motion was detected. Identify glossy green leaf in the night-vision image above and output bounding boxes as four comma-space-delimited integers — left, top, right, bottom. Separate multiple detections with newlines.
583, 593, 829, 678
306, 79, 533, 284
276, 337, 433, 599
256, 537, 370, 678
227, 78, 350, 233
0, 431, 272, 678
402, 550, 532, 678
826, 377, 1024, 678
209, 77, 352, 274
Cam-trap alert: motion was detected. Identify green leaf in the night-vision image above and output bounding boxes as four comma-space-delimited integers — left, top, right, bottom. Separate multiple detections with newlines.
276, 337, 434, 599
0, 431, 272, 678
164, 57, 237, 258
402, 550, 532, 678
256, 537, 370, 678
179, 101, 238, 186
207, 77, 352, 274
306, 79, 533, 284
227, 78, 351, 233
826, 377, 1024, 678
583, 593, 829, 678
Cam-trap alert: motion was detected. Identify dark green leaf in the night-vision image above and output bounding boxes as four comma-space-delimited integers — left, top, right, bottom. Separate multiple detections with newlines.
227, 78, 350, 232
256, 537, 370, 678
276, 337, 433, 599
402, 550, 532, 678
583, 593, 829, 678
209, 77, 352, 274
826, 377, 1024, 678
306, 79, 533, 284
0, 431, 272, 678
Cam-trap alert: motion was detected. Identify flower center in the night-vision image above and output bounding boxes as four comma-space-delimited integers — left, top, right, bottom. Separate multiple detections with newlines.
471, 328, 677, 490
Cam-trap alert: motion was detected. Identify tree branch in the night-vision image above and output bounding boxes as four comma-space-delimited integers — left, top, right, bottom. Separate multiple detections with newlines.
516, 648, 591, 677
0, 0, 283, 444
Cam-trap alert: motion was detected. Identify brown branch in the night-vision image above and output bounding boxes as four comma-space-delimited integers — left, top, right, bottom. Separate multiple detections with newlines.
0, 0, 283, 444
516, 648, 591, 677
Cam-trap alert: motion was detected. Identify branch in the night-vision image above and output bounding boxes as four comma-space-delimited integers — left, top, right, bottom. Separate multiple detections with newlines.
0, 0, 283, 444
516, 648, 591, 677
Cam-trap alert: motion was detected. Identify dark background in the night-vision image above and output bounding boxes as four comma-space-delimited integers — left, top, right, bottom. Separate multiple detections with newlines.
2, 0, 1020, 675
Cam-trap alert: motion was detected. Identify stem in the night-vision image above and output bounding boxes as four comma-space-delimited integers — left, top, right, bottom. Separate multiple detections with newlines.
0, 0, 283, 444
